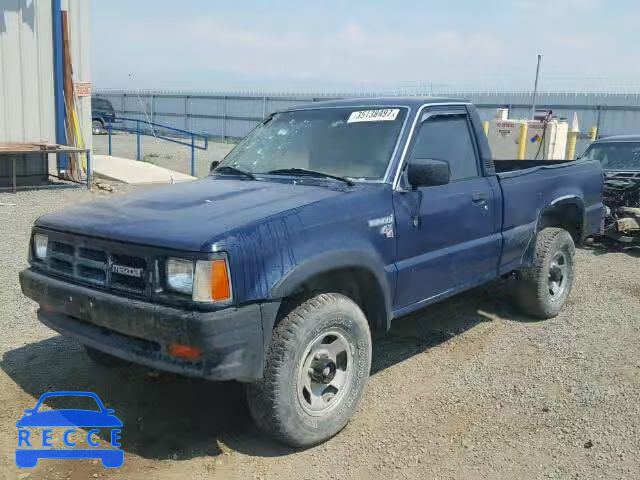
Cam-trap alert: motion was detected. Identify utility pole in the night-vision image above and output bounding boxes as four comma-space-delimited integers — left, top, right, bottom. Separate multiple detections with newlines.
531, 54, 543, 119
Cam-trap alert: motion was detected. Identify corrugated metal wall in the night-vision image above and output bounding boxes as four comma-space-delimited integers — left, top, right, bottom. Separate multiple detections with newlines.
0, 0, 56, 144
96, 90, 640, 155
0, 0, 91, 150
62, 0, 92, 153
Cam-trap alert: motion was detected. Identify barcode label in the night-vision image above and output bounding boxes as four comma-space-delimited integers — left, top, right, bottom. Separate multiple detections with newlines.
347, 109, 400, 123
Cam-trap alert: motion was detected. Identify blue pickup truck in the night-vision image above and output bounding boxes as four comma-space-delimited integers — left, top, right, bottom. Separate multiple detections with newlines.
20, 97, 603, 447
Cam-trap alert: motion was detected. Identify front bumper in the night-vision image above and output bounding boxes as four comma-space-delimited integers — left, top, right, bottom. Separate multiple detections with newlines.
19, 269, 280, 382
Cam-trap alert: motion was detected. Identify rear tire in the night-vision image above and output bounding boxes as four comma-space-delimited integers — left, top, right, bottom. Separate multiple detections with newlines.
84, 346, 128, 368
246, 293, 372, 447
514, 227, 575, 319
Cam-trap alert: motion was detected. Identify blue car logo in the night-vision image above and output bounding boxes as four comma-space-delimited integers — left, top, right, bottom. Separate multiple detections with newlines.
16, 391, 123, 468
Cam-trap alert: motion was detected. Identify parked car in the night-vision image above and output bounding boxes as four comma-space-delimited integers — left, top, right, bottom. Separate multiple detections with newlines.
91, 97, 116, 134
20, 97, 604, 447
581, 135, 640, 244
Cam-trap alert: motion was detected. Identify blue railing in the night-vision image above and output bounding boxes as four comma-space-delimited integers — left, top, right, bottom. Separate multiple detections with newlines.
106, 117, 209, 176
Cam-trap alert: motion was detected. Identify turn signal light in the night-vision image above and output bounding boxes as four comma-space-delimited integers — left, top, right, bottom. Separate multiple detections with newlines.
210, 259, 231, 302
168, 343, 203, 361
193, 257, 232, 303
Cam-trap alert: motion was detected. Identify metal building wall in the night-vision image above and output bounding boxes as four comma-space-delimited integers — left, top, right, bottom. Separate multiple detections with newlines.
62, 0, 92, 153
0, 0, 56, 144
0, 0, 91, 151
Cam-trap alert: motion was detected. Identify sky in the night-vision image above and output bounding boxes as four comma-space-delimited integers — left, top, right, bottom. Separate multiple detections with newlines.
92, 0, 640, 93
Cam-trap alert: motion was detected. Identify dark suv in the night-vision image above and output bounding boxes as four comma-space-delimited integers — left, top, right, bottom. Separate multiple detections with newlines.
91, 97, 116, 134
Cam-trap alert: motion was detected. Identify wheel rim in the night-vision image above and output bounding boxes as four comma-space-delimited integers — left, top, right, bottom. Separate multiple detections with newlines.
92, 121, 102, 134
297, 330, 353, 416
548, 251, 569, 298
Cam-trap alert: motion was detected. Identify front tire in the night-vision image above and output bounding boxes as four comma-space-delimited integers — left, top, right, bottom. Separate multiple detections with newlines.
92, 119, 104, 135
514, 227, 576, 319
246, 293, 372, 447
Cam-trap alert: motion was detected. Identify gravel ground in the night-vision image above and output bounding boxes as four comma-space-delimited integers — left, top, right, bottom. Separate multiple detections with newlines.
1, 186, 639, 480
93, 133, 235, 177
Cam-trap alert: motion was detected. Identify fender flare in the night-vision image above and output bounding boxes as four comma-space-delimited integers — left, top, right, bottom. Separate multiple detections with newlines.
270, 248, 393, 331
540, 194, 586, 239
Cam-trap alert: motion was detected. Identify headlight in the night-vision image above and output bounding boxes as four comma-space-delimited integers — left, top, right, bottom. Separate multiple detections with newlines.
166, 256, 232, 303
166, 258, 194, 294
33, 233, 48, 260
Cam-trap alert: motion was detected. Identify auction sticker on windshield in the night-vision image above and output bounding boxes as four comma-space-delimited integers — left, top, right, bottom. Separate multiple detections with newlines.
347, 109, 400, 123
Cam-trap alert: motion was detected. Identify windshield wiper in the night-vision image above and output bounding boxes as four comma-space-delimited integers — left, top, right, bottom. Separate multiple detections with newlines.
214, 165, 256, 180
266, 168, 354, 186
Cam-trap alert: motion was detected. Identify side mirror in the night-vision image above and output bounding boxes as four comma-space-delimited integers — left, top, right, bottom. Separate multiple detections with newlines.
407, 158, 450, 188
210, 160, 220, 172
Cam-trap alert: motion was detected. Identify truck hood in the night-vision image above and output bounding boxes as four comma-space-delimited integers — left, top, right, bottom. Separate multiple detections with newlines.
35, 177, 345, 251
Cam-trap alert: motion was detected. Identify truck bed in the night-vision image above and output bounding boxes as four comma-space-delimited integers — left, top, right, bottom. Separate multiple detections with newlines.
494, 159, 574, 174
494, 159, 604, 276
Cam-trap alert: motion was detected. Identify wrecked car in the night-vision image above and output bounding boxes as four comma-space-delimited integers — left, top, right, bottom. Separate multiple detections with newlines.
581, 135, 640, 245
19, 97, 603, 447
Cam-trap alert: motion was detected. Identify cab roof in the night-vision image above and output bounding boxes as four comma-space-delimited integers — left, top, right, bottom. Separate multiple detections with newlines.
593, 134, 640, 143
287, 96, 469, 111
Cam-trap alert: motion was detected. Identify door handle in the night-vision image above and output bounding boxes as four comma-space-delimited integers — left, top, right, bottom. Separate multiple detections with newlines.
471, 192, 487, 203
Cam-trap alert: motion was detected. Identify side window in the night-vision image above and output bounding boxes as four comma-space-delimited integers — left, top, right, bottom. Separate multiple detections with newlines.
410, 114, 479, 181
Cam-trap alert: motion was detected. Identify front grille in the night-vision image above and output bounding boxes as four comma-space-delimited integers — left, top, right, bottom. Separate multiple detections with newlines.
45, 238, 149, 294
78, 247, 107, 263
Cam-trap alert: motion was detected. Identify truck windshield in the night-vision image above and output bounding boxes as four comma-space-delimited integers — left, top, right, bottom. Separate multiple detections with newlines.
582, 142, 640, 171
218, 107, 408, 181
